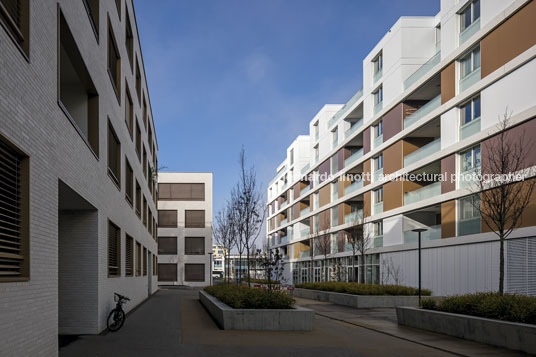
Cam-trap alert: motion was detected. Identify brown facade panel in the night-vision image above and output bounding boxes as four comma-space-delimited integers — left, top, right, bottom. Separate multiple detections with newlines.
318, 209, 331, 230
318, 159, 331, 184
293, 182, 301, 200
402, 137, 434, 158
441, 200, 456, 238
363, 127, 371, 154
292, 203, 300, 220
338, 176, 348, 197
441, 62, 456, 104
383, 181, 403, 212
364, 191, 371, 218
481, 0, 536, 78
441, 154, 456, 194
384, 141, 403, 175
319, 184, 331, 207
363, 159, 371, 186
338, 203, 346, 225
383, 103, 403, 141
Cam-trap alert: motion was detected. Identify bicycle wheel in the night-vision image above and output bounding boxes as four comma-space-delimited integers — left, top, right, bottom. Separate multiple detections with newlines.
107, 308, 125, 332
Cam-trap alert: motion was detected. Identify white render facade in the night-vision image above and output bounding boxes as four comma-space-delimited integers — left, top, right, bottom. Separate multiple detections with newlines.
157, 172, 213, 287
267, 0, 536, 296
0, 0, 159, 355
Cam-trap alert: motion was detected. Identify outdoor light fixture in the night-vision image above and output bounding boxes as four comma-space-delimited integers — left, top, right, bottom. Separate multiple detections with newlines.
412, 228, 427, 306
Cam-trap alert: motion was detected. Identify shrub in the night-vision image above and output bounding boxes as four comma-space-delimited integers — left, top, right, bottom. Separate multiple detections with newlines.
246, 278, 281, 285
421, 298, 437, 310
204, 284, 294, 309
422, 292, 536, 324
295, 282, 432, 296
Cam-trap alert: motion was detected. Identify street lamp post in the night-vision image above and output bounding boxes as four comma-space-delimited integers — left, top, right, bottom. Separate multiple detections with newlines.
208, 252, 213, 286
412, 228, 427, 307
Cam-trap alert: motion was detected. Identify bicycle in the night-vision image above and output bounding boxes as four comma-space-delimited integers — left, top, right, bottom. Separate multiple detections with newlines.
107, 293, 130, 332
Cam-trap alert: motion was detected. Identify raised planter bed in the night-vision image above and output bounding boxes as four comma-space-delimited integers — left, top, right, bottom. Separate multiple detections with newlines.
294, 288, 420, 308
199, 290, 314, 331
396, 307, 536, 354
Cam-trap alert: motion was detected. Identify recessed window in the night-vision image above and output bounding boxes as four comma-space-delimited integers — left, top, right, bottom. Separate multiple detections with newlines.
107, 19, 121, 99
460, 95, 481, 125
143, 195, 147, 227
148, 125, 153, 153
0, 0, 29, 56
373, 86, 383, 106
460, 45, 480, 79
125, 9, 133, 71
372, 51, 383, 81
458, 195, 481, 236
185, 237, 205, 255
125, 235, 133, 277
135, 59, 142, 105
373, 187, 383, 204
158, 263, 177, 282
290, 148, 294, 165
82, 0, 99, 40
148, 210, 153, 235
125, 158, 133, 205
158, 183, 205, 201
185, 210, 205, 228
108, 220, 121, 277
135, 120, 141, 161
460, 0, 480, 32
0, 136, 29, 281
135, 180, 141, 217
460, 145, 481, 173
143, 146, 147, 179
153, 255, 157, 276
114, 0, 121, 18
143, 247, 147, 276
373, 221, 383, 236
158, 210, 177, 228
142, 96, 148, 129
158, 237, 177, 255
125, 85, 133, 139
374, 153, 383, 171
136, 241, 141, 276
59, 11, 99, 156
107, 122, 121, 188
185, 264, 205, 282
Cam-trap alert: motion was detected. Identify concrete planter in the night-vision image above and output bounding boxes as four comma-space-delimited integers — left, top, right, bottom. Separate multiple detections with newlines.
396, 307, 536, 354
294, 288, 420, 308
199, 290, 314, 331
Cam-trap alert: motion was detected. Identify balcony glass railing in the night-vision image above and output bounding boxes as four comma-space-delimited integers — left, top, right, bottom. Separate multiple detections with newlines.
373, 102, 383, 116
403, 224, 441, 243
280, 235, 289, 244
280, 201, 288, 210
404, 51, 441, 89
373, 134, 383, 149
300, 185, 310, 196
373, 202, 383, 215
459, 167, 481, 188
300, 206, 310, 216
315, 131, 319, 142
300, 228, 310, 237
459, 217, 481, 236
300, 163, 310, 175
300, 250, 311, 258
327, 88, 364, 129
345, 179, 364, 196
403, 138, 441, 167
460, 18, 480, 45
374, 168, 383, 182
345, 118, 363, 139
403, 95, 441, 129
403, 181, 441, 205
460, 67, 481, 92
460, 117, 481, 140
280, 218, 288, 225
344, 148, 363, 168
344, 210, 363, 224
373, 68, 383, 84
373, 235, 383, 248
332, 137, 338, 149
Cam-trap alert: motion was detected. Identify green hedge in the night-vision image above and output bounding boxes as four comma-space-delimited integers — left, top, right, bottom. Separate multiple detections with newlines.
295, 282, 432, 296
204, 284, 294, 309
246, 278, 281, 285
422, 292, 536, 324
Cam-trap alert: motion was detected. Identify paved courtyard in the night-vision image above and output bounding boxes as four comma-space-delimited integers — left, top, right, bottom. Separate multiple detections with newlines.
60, 288, 522, 357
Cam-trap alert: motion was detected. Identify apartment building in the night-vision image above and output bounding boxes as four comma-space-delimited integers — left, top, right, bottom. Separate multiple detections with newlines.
267, 0, 536, 296
157, 172, 213, 287
0, 0, 159, 354
212, 244, 227, 278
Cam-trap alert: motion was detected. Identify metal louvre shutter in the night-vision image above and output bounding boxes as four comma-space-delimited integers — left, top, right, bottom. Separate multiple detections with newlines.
507, 237, 536, 296
185, 237, 204, 255
158, 210, 177, 228
143, 247, 147, 276
158, 183, 171, 200
125, 236, 133, 276
185, 263, 205, 282
0, 139, 23, 277
185, 210, 205, 228
108, 222, 120, 276
0, 0, 21, 27
158, 263, 177, 282
158, 236, 177, 255
136, 242, 141, 276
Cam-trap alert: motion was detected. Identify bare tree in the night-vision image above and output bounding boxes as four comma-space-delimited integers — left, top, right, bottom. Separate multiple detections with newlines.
229, 190, 245, 284
314, 214, 332, 282
213, 204, 236, 283
380, 256, 405, 285
470, 112, 536, 295
345, 213, 365, 282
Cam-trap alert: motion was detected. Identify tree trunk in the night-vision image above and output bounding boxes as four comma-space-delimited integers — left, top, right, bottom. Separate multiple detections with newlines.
352, 255, 356, 283
499, 232, 505, 296
360, 257, 365, 284
247, 249, 251, 287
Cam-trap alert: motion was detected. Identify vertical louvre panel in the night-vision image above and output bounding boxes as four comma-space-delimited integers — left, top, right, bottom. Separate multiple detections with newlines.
507, 237, 536, 296
108, 221, 120, 277
0, 139, 22, 277
143, 247, 147, 276
185, 237, 204, 255
136, 242, 141, 276
184, 263, 205, 282
125, 236, 133, 276
185, 210, 205, 228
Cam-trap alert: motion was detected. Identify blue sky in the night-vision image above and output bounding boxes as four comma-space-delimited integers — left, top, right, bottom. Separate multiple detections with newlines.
134, 0, 439, 214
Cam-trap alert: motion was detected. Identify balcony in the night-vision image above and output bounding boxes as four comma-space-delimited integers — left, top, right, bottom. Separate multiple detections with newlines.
300, 163, 310, 175
280, 217, 288, 225
300, 250, 311, 258
460, 18, 480, 45
373, 68, 383, 84
374, 168, 383, 182
459, 217, 481, 236
344, 210, 363, 224
459, 117, 481, 140
345, 118, 363, 139
403, 224, 441, 243
300, 227, 310, 237
300, 185, 311, 196
332, 137, 338, 149
460, 67, 481, 92
373, 134, 383, 149
327, 88, 364, 129
300, 206, 310, 216
403, 181, 441, 205
403, 95, 441, 129
373, 202, 383, 215
404, 51, 441, 90
459, 167, 480, 188
345, 179, 363, 196
373, 102, 383, 116
280, 200, 288, 210
344, 148, 363, 168
373, 235, 383, 248
404, 138, 441, 167
280, 235, 289, 244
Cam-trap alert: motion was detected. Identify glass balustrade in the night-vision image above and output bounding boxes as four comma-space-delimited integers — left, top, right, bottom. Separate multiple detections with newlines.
373, 235, 383, 247
459, 67, 481, 92
403, 224, 441, 243
300, 228, 310, 237
344, 148, 363, 167
403, 181, 441, 205
373, 134, 383, 149
344, 210, 363, 224
300, 250, 310, 258
300, 163, 310, 175
345, 118, 363, 139
373, 102, 383, 115
460, 117, 481, 140
459, 18, 480, 45
403, 95, 441, 129
345, 179, 363, 195
374, 202, 383, 215
404, 51, 441, 89
403, 138, 441, 167
459, 217, 481, 236
373, 68, 383, 84
300, 206, 310, 216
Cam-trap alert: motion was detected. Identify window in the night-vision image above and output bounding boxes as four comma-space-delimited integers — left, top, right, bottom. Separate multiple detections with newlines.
59, 11, 99, 156
107, 19, 121, 99
185, 237, 205, 255
0, 136, 29, 281
460, 0, 480, 32
458, 195, 481, 236
148, 210, 153, 235
185, 264, 205, 282
374, 187, 383, 204
314, 145, 319, 162
373, 52, 383, 75
114, 0, 121, 17
107, 122, 121, 188
135, 120, 141, 160
331, 207, 338, 226
0, 0, 29, 56
135, 180, 141, 217
375, 153, 383, 171
82, 0, 99, 40
158, 210, 178, 228
373, 221, 383, 237
125, 86, 133, 139
158, 183, 205, 201
460, 145, 481, 172
158, 237, 177, 255
135, 59, 142, 105
125, 158, 133, 205
460, 45, 480, 79
185, 210, 205, 228
108, 220, 121, 277
313, 121, 319, 141
460, 95, 481, 125
143, 247, 147, 276
373, 86, 383, 106
125, 235, 133, 276
136, 242, 141, 276
125, 9, 133, 71
148, 125, 153, 153
153, 218, 157, 241
143, 146, 147, 179
143, 195, 147, 227
153, 255, 157, 276
374, 120, 383, 138
142, 96, 148, 130
158, 263, 177, 282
